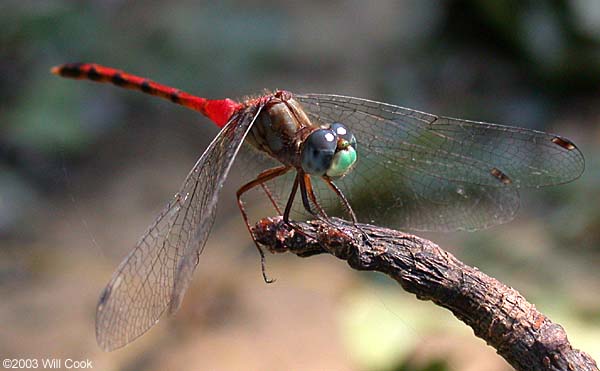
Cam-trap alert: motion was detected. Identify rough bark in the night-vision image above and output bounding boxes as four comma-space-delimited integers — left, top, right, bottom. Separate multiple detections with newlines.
251, 217, 598, 371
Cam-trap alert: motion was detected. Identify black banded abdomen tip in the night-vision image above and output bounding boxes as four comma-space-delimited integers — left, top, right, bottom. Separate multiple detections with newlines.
50, 63, 85, 78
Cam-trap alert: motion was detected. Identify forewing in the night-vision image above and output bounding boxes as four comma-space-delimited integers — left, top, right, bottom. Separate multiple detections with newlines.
95, 105, 263, 351
295, 94, 584, 231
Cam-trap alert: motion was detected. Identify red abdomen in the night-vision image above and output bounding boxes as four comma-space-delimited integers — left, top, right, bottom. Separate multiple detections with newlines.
51, 63, 241, 127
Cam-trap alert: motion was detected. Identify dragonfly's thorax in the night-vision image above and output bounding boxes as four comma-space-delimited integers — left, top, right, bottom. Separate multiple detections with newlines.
247, 96, 316, 167
247, 92, 358, 179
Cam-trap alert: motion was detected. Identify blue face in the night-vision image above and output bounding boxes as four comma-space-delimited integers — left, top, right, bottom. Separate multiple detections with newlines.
301, 122, 357, 178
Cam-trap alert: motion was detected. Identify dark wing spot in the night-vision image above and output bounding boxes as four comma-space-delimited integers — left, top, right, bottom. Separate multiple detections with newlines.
551, 136, 576, 151
97, 284, 112, 309
490, 167, 512, 184
111, 73, 127, 86
87, 67, 101, 81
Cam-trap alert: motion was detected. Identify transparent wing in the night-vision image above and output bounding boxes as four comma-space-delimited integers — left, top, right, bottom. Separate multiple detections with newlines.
95, 105, 263, 351
294, 94, 584, 231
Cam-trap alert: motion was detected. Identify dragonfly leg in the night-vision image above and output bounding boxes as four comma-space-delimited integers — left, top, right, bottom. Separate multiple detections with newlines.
283, 172, 300, 223
260, 182, 282, 215
323, 178, 371, 243
323, 178, 358, 223
298, 174, 324, 220
237, 165, 291, 283
300, 175, 340, 230
282, 172, 323, 241
303, 174, 329, 218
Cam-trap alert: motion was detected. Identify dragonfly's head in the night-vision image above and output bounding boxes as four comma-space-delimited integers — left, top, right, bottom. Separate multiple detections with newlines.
301, 122, 357, 179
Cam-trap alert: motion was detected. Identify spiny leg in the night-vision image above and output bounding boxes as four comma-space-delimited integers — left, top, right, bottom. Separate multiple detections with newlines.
298, 174, 324, 220
300, 174, 340, 230
323, 178, 358, 223
323, 177, 370, 242
282, 172, 319, 240
260, 183, 282, 215
283, 172, 300, 223
237, 165, 291, 283
303, 174, 330, 219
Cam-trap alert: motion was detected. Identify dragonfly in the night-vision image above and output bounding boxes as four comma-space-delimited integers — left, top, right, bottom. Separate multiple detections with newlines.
52, 62, 584, 351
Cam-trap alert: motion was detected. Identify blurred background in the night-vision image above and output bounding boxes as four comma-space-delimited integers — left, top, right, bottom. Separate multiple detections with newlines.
1, 1, 599, 370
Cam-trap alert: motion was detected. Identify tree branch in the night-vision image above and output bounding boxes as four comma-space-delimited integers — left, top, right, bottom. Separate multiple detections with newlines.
251, 216, 599, 371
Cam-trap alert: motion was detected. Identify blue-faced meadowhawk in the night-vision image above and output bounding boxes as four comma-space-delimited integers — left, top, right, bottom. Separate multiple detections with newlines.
52, 63, 584, 351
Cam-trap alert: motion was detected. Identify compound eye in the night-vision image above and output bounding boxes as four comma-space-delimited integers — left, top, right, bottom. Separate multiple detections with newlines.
301, 129, 337, 175
331, 122, 356, 148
